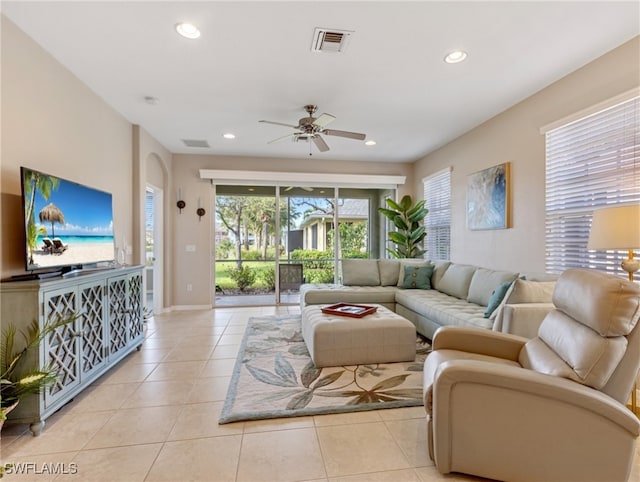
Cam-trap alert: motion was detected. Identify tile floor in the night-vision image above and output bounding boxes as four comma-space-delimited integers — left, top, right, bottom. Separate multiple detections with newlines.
1, 306, 639, 481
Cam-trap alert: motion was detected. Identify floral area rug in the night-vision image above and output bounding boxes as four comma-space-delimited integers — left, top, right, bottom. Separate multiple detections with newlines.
219, 314, 431, 424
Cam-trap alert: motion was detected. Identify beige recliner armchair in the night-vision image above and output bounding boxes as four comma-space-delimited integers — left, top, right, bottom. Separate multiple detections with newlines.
423, 269, 640, 482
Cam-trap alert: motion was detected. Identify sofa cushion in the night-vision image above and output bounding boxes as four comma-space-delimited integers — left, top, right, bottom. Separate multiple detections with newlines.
504, 279, 556, 304
396, 260, 432, 287
467, 268, 518, 307
378, 259, 401, 286
489, 279, 557, 322
342, 259, 380, 286
395, 289, 491, 331
300, 284, 399, 306
436, 264, 477, 300
430, 261, 451, 291
400, 264, 435, 289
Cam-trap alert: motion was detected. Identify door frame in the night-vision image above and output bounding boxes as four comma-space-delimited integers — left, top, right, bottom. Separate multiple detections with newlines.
146, 183, 164, 313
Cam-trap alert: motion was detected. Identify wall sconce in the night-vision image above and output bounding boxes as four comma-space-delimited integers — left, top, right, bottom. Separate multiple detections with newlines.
177, 188, 185, 213
197, 197, 205, 221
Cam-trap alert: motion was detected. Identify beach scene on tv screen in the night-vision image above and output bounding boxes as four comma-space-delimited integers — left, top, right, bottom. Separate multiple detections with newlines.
23, 169, 114, 270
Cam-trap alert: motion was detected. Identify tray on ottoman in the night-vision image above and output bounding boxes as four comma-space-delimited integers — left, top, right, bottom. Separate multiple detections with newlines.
321, 303, 378, 318
302, 304, 416, 368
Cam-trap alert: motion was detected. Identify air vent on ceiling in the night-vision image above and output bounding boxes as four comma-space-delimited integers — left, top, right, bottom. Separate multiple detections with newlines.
182, 139, 210, 148
311, 28, 353, 53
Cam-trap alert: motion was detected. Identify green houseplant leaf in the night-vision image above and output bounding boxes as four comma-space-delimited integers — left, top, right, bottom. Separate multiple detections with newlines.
378, 195, 429, 259
1, 314, 77, 415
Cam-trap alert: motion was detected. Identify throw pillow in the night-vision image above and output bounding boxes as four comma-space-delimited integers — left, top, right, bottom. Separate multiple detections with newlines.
396, 260, 432, 287
401, 265, 435, 289
484, 279, 516, 318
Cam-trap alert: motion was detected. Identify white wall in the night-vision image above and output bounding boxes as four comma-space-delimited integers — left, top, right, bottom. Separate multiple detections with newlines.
135, 126, 173, 309
414, 36, 640, 274
1, 16, 133, 277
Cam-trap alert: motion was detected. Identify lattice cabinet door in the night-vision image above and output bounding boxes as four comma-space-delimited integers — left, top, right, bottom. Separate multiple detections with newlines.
79, 280, 108, 379
42, 286, 81, 409
108, 275, 129, 358
128, 272, 144, 342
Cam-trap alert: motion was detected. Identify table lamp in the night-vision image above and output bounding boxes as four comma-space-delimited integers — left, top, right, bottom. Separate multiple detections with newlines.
588, 204, 640, 416
587, 204, 640, 282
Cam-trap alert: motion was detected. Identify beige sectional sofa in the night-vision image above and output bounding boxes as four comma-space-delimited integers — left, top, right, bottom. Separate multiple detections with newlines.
300, 259, 557, 339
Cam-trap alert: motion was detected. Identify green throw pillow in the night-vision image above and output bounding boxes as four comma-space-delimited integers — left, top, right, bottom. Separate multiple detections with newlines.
401, 265, 435, 289
484, 279, 515, 318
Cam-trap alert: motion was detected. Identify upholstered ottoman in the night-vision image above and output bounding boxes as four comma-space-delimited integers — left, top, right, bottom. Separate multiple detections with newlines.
301, 304, 416, 368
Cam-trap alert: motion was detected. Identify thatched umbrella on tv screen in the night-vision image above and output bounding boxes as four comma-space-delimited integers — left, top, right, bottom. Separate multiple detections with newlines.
39, 203, 65, 238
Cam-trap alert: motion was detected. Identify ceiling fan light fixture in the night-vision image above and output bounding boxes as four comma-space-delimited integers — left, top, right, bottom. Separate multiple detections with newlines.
444, 50, 467, 64
176, 22, 201, 39
260, 104, 366, 153
365, 140, 377, 146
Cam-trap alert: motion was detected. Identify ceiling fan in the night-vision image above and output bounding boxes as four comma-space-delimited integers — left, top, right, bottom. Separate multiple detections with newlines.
259, 104, 366, 154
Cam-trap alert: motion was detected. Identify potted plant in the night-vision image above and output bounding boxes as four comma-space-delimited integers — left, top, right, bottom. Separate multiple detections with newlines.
1, 315, 76, 427
378, 195, 428, 258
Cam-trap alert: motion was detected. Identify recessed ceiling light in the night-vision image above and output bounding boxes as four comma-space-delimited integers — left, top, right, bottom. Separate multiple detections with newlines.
223, 133, 236, 139
248, 188, 255, 192
365, 140, 377, 146
144, 96, 159, 105
175, 23, 201, 39
444, 50, 467, 64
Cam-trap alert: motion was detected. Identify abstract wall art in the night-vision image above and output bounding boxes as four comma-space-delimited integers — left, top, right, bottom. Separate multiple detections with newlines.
467, 162, 511, 230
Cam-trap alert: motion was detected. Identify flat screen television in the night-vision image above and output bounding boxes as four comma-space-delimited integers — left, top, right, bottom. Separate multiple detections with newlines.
20, 166, 115, 275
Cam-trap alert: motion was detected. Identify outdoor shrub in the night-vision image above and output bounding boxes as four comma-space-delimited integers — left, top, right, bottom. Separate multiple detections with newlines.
290, 249, 333, 269
305, 266, 335, 283
259, 266, 276, 290
226, 265, 256, 291
342, 251, 369, 259
215, 239, 234, 260
241, 249, 262, 261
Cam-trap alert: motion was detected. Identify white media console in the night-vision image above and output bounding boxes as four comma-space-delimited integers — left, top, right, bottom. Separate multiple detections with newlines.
1, 265, 144, 435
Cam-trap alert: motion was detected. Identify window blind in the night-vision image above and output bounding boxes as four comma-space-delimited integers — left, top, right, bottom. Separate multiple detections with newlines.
423, 168, 452, 261
545, 95, 640, 276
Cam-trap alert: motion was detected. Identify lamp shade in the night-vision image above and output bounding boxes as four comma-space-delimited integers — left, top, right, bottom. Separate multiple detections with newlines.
587, 205, 640, 250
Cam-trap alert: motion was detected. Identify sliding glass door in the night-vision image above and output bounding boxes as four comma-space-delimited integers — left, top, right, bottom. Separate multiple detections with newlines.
214, 186, 278, 306
280, 187, 336, 303
213, 185, 388, 306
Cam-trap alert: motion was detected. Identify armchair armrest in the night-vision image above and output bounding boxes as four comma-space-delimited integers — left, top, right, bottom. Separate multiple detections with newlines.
435, 359, 640, 434
432, 326, 527, 362
496, 302, 555, 339
431, 360, 640, 480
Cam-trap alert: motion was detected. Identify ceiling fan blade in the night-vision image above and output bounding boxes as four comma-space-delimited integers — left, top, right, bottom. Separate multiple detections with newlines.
312, 135, 330, 152
312, 113, 336, 128
259, 120, 299, 129
323, 129, 366, 141
267, 133, 297, 144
